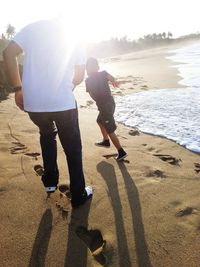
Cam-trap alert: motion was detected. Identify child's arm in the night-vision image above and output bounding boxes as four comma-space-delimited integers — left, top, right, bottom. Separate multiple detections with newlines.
106, 72, 120, 88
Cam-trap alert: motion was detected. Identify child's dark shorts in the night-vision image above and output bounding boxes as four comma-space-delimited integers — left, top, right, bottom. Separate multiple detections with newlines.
97, 100, 117, 134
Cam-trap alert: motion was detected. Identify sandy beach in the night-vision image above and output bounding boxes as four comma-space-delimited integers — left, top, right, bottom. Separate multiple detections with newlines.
1, 42, 200, 267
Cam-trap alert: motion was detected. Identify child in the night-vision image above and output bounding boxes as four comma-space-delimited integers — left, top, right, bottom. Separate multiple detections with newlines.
85, 57, 127, 161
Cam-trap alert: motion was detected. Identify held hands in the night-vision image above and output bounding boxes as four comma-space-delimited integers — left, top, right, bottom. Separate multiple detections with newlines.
15, 90, 24, 111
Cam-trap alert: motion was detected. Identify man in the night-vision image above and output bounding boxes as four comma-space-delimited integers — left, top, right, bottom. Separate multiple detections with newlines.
3, 19, 93, 208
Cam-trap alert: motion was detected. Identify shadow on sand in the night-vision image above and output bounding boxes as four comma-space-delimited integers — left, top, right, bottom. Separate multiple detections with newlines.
64, 201, 91, 267
28, 209, 53, 267
97, 161, 152, 267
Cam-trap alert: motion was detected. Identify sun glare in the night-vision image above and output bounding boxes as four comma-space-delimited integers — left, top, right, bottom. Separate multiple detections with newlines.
1, 0, 200, 44
52, 0, 114, 44
57, 4, 93, 44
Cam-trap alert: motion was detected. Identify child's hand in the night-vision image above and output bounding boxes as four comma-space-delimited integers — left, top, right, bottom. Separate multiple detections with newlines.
107, 72, 120, 88
112, 80, 120, 88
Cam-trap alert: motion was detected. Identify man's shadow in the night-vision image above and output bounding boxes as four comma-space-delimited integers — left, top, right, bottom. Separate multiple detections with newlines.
64, 201, 91, 267
97, 161, 152, 267
28, 209, 53, 267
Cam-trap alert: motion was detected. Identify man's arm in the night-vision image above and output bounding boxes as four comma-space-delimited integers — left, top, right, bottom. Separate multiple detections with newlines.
3, 41, 24, 110
3, 41, 22, 87
106, 72, 120, 88
72, 65, 85, 90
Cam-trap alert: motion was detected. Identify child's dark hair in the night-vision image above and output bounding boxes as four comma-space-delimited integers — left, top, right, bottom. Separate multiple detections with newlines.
86, 57, 99, 68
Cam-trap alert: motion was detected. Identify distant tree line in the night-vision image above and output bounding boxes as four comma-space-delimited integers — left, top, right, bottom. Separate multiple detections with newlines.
87, 31, 200, 57
1, 24, 16, 40
0, 24, 17, 100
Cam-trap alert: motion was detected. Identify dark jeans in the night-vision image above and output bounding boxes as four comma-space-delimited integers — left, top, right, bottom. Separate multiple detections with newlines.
28, 108, 85, 203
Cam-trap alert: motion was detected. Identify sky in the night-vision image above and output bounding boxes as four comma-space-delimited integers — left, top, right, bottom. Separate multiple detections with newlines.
0, 0, 200, 42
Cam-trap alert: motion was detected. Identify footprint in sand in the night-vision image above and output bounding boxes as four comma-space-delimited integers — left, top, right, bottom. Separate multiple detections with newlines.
170, 201, 182, 207
34, 164, 44, 176
10, 141, 40, 161
58, 184, 71, 199
140, 85, 148, 90
147, 146, 156, 152
45, 188, 70, 219
76, 226, 106, 266
55, 202, 68, 220
0, 187, 7, 194
194, 163, 200, 173
10, 141, 27, 154
80, 101, 94, 109
128, 129, 140, 136
118, 79, 133, 85
24, 152, 40, 160
153, 154, 181, 166
146, 169, 166, 178
176, 207, 194, 217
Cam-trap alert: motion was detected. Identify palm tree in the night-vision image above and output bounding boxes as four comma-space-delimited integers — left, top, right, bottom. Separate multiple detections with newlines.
152, 33, 158, 40
162, 32, 166, 39
6, 24, 15, 39
167, 32, 173, 39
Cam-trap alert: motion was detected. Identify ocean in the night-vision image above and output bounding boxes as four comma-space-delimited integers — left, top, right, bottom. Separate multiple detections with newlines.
115, 42, 200, 154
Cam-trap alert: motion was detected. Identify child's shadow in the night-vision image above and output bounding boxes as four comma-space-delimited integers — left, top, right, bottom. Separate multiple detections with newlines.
97, 161, 152, 267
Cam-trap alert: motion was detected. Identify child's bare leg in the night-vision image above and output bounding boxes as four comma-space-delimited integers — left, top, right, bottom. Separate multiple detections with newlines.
95, 123, 110, 147
98, 122, 109, 140
108, 132, 122, 150
109, 132, 127, 161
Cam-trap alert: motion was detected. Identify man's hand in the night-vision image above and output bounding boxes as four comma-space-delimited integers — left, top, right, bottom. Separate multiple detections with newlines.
15, 90, 24, 110
72, 65, 85, 90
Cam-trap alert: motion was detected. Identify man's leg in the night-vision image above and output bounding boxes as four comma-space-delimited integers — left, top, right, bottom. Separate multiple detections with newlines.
55, 109, 91, 206
28, 112, 59, 189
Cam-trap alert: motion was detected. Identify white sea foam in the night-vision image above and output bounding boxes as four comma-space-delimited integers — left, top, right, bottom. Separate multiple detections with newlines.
115, 42, 200, 154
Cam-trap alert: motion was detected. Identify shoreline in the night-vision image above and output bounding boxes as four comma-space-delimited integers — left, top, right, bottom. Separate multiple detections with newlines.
103, 40, 199, 156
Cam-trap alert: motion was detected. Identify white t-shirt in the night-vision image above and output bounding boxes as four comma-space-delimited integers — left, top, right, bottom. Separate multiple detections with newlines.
13, 20, 86, 112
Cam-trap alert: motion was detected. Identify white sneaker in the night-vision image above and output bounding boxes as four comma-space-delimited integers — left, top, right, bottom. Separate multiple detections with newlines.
45, 186, 57, 193
72, 186, 93, 208
85, 186, 93, 196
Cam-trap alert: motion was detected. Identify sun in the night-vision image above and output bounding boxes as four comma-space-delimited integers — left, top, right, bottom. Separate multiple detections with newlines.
54, 1, 95, 44
51, 0, 114, 44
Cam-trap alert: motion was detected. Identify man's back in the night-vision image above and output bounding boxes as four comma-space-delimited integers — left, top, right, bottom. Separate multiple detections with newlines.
13, 20, 85, 112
